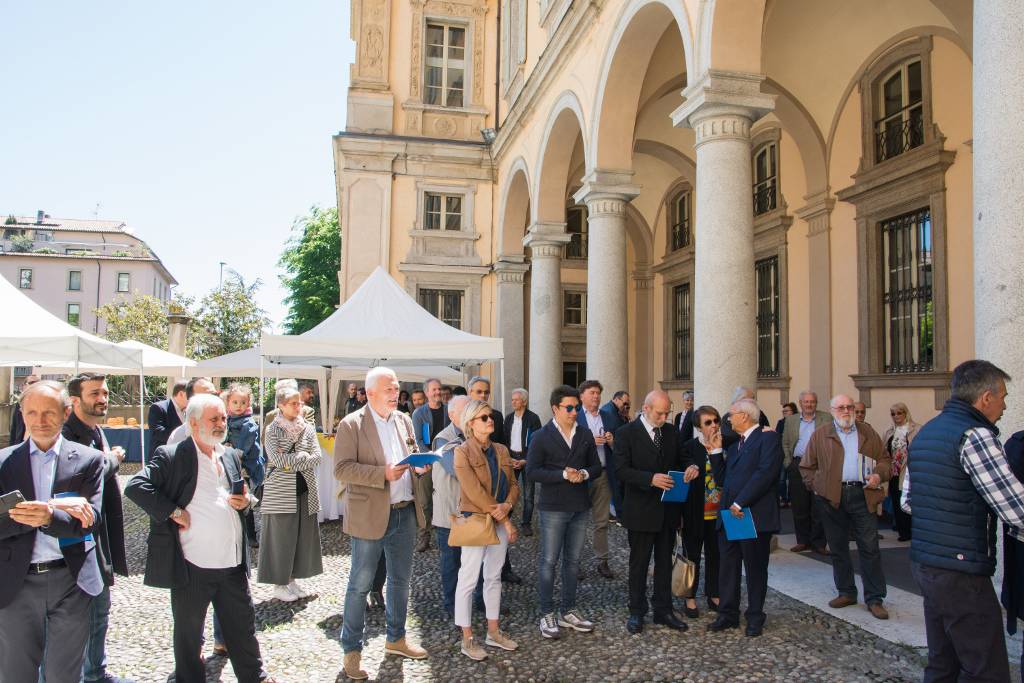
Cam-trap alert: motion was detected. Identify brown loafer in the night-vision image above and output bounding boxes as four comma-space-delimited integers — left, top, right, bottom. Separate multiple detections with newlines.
384, 636, 428, 659
212, 643, 229, 657
868, 603, 889, 620
343, 651, 368, 680
789, 543, 809, 552
828, 595, 857, 609
812, 545, 829, 555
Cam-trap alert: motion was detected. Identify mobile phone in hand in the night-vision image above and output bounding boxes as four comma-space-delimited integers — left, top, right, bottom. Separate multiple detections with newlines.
230, 478, 244, 496
0, 490, 26, 516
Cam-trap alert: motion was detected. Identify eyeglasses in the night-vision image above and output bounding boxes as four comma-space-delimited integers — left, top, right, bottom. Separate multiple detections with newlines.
475, 413, 494, 423
701, 418, 721, 426
559, 404, 579, 413
891, 411, 905, 417
834, 405, 855, 412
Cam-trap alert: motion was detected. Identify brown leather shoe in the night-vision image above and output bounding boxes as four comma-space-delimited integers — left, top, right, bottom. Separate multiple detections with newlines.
828, 595, 857, 609
868, 603, 890, 620
597, 560, 615, 579
789, 543, 809, 552
384, 637, 428, 659
343, 651, 368, 680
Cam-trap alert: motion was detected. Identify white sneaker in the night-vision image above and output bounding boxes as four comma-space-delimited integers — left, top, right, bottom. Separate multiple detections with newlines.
273, 585, 298, 602
558, 610, 594, 632
288, 579, 310, 598
539, 612, 560, 639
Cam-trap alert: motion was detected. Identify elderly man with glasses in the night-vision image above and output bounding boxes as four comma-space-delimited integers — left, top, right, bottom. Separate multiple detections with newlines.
800, 394, 891, 619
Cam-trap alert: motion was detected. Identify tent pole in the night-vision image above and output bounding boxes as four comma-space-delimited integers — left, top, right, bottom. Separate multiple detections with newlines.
139, 366, 146, 467
259, 354, 265, 430
499, 358, 506, 414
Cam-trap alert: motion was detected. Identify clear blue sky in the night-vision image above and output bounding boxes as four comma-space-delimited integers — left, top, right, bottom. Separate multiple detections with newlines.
0, 1, 353, 331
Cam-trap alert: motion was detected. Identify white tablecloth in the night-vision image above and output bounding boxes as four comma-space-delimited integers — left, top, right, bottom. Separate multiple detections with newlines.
316, 434, 343, 522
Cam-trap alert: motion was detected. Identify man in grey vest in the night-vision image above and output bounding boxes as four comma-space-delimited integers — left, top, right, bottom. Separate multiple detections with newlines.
909, 359, 1024, 681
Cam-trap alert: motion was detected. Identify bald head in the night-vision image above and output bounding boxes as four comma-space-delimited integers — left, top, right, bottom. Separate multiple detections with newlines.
642, 390, 671, 427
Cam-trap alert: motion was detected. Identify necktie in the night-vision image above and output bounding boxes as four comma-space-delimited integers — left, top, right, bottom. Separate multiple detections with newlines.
653, 427, 663, 451
739, 435, 746, 448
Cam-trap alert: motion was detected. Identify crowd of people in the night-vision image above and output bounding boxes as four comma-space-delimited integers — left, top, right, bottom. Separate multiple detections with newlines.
2, 359, 1023, 681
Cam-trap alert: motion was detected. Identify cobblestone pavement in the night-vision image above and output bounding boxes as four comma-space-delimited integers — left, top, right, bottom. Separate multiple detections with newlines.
107, 473, 926, 682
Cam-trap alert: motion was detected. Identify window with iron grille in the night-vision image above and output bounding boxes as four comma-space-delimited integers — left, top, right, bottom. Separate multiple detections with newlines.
67, 303, 81, 327
424, 22, 466, 108
419, 288, 464, 329
565, 204, 588, 259
882, 208, 933, 373
423, 192, 463, 230
670, 190, 692, 251
755, 256, 781, 378
563, 290, 586, 326
753, 143, 777, 216
672, 283, 692, 380
875, 60, 924, 163
19, 268, 32, 289
562, 361, 586, 389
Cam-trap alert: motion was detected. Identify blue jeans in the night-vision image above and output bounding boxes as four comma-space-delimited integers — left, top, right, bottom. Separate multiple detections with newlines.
82, 585, 110, 682
341, 504, 417, 652
537, 509, 589, 614
213, 609, 223, 646
436, 526, 461, 615
517, 469, 535, 526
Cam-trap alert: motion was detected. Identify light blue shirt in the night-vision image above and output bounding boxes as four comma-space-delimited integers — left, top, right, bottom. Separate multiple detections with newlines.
794, 416, 817, 458
28, 436, 64, 563
835, 422, 862, 482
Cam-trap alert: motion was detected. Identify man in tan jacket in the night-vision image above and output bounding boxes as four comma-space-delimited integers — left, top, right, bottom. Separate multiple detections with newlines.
334, 367, 430, 680
800, 394, 891, 620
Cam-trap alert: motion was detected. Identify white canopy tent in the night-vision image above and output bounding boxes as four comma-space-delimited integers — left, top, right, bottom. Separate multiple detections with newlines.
259, 267, 505, 427
34, 339, 195, 377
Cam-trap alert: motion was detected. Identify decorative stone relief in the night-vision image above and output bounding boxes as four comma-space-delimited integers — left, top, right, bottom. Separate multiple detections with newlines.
433, 117, 457, 137
693, 115, 751, 146
352, 0, 392, 88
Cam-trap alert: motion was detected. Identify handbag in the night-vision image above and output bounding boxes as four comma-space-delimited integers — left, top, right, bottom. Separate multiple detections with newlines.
448, 446, 505, 547
671, 538, 696, 597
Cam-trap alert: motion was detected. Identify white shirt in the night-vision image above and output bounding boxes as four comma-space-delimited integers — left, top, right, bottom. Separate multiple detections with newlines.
639, 413, 659, 445
372, 408, 414, 504
584, 408, 606, 465
178, 439, 243, 569
557, 422, 577, 449
28, 436, 64, 563
510, 413, 523, 453
167, 424, 188, 447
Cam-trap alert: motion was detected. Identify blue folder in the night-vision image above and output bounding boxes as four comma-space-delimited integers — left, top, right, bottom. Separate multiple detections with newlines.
398, 453, 442, 468
54, 492, 94, 547
421, 423, 430, 448
720, 507, 757, 540
660, 471, 690, 503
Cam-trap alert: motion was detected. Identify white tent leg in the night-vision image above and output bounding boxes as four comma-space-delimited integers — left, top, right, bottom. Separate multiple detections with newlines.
499, 359, 506, 414
139, 368, 146, 467
259, 355, 265, 429
318, 369, 329, 433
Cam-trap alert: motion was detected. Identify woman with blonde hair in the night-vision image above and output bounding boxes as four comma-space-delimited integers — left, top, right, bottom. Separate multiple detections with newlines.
883, 402, 919, 542
452, 399, 520, 661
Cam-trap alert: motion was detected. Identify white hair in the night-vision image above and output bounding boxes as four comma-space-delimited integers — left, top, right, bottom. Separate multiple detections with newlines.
798, 389, 818, 402
730, 398, 761, 423
185, 393, 225, 425
447, 394, 471, 419
365, 366, 397, 390
275, 378, 298, 391
275, 385, 300, 407
731, 386, 755, 403
468, 375, 490, 389
511, 387, 529, 401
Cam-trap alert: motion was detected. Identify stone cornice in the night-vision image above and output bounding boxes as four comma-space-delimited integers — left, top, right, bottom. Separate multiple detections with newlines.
796, 192, 836, 237
493, 257, 530, 284
572, 169, 641, 213
671, 70, 776, 133
523, 221, 571, 255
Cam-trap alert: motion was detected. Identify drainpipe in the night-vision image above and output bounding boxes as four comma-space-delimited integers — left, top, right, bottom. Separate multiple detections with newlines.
94, 258, 102, 333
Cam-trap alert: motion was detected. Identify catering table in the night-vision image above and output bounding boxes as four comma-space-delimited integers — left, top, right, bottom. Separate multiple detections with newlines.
101, 426, 151, 463
316, 433, 344, 522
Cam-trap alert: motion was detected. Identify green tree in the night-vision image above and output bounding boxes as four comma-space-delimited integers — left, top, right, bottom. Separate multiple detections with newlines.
192, 274, 271, 359
278, 205, 340, 334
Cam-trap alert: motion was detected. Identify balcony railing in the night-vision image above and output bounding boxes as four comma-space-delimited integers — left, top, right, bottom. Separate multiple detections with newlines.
875, 114, 925, 163
753, 182, 776, 216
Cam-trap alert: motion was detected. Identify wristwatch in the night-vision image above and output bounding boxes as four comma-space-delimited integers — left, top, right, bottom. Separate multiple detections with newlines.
171, 508, 183, 520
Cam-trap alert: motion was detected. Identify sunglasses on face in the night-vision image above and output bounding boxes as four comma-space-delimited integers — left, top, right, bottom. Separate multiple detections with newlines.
475, 413, 494, 423
891, 411, 904, 417
559, 404, 579, 413
702, 418, 721, 426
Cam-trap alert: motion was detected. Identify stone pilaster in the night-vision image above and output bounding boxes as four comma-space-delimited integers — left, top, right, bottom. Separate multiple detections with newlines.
672, 71, 775, 411
796, 193, 835, 401
632, 270, 654, 400
524, 223, 571, 418
573, 170, 640, 395
974, 0, 1024, 430
494, 256, 530, 410
347, 0, 394, 133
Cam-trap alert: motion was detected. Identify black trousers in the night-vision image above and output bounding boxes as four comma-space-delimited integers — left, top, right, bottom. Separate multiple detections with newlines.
627, 525, 676, 617
889, 479, 911, 539
717, 530, 772, 628
170, 563, 265, 683
912, 562, 1011, 683
788, 459, 825, 547
682, 518, 720, 599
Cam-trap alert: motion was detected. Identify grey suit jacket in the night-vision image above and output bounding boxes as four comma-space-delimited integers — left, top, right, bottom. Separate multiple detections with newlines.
781, 410, 831, 467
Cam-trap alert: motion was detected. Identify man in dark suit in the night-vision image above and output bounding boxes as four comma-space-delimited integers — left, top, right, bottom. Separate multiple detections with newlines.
526, 384, 602, 639
147, 379, 187, 458
503, 388, 542, 534
601, 390, 629, 519
672, 390, 695, 437
614, 390, 698, 633
126, 394, 276, 683
0, 380, 105, 682
707, 397, 783, 638
62, 372, 131, 683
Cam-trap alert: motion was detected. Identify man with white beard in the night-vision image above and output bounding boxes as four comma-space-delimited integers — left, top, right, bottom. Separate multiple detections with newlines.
126, 394, 277, 682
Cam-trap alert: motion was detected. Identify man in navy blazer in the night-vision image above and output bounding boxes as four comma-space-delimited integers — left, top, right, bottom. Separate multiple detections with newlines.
601, 391, 630, 518
0, 380, 105, 683
576, 380, 623, 578
147, 379, 188, 458
707, 397, 783, 637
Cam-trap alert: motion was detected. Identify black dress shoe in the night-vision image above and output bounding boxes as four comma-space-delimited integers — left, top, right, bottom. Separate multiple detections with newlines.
683, 604, 700, 619
626, 615, 643, 634
366, 590, 384, 610
653, 613, 689, 631
501, 569, 523, 585
522, 524, 533, 537
745, 623, 763, 637
706, 598, 720, 613
706, 617, 739, 632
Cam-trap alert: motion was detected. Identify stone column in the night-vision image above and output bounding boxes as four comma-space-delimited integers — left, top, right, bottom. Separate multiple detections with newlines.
796, 193, 835, 401
166, 312, 191, 397
494, 256, 530, 409
574, 170, 640, 395
672, 72, 774, 411
632, 270, 654, 399
975, 0, 1024, 430
524, 223, 570, 418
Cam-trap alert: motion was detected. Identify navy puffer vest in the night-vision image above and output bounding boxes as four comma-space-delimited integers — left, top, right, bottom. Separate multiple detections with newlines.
909, 399, 998, 576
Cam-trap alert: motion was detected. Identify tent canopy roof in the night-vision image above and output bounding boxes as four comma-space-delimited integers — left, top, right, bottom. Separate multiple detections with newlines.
260, 267, 503, 367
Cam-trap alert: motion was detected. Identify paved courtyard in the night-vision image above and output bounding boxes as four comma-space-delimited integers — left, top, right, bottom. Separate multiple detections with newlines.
107, 472, 929, 682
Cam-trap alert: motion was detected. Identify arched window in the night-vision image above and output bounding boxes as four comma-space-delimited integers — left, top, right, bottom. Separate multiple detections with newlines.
875, 60, 924, 162
669, 189, 692, 251
753, 142, 777, 216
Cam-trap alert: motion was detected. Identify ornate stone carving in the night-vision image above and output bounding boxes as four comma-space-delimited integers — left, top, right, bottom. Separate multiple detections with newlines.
693, 114, 752, 147
353, 0, 391, 87
409, 13, 422, 98
409, 0, 487, 107
583, 197, 628, 217
362, 26, 385, 76
434, 117, 457, 137
405, 111, 422, 134
527, 243, 564, 259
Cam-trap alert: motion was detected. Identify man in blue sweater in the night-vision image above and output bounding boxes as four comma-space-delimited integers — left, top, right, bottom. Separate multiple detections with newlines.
526, 384, 602, 640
